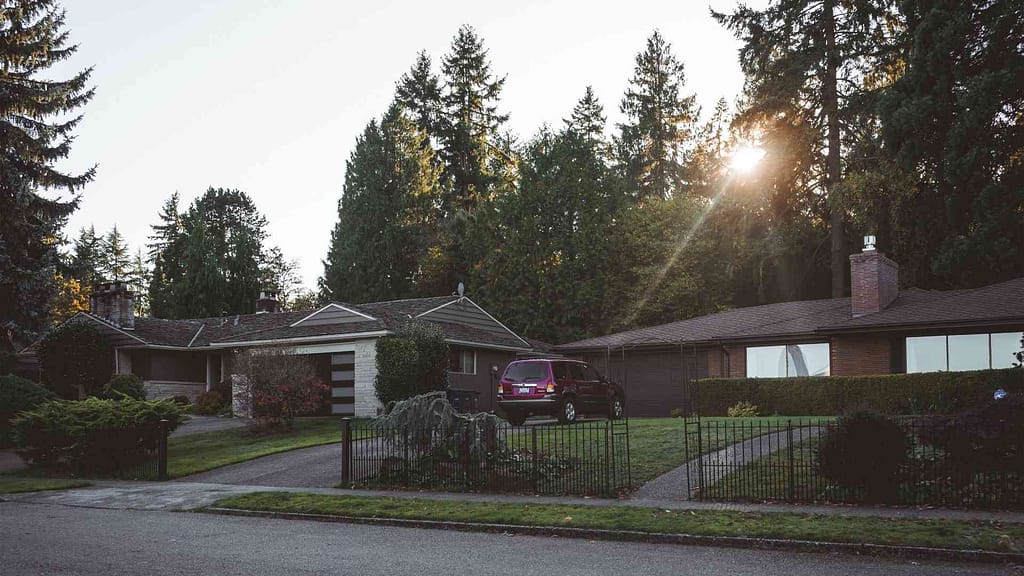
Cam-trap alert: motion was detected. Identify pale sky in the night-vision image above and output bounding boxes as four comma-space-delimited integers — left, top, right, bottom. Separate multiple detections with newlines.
55, 0, 767, 290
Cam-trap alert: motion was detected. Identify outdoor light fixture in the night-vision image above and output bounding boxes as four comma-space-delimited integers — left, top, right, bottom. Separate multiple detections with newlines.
864, 235, 877, 251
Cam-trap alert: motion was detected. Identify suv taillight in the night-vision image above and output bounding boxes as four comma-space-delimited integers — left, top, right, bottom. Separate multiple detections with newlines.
545, 381, 555, 393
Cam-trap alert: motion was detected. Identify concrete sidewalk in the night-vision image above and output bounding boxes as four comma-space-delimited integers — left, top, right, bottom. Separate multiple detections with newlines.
5, 479, 1024, 524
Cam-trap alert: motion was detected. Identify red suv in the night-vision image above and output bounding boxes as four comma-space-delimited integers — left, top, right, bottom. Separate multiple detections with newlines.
497, 359, 625, 425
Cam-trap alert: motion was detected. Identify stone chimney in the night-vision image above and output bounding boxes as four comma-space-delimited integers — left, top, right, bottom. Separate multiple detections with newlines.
256, 290, 281, 314
90, 281, 135, 329
849, 235, 898, 317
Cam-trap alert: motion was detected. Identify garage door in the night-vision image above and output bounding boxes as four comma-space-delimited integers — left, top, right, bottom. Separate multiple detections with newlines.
330, 352, 355, 415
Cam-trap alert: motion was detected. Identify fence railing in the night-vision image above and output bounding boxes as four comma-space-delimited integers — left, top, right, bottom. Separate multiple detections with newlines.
684, 417, 1023, 509
341, 418, 631, 497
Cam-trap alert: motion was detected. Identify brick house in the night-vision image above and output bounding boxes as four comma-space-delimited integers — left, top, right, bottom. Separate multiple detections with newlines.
554, 239, 1024, 417
20, 287, 534, 417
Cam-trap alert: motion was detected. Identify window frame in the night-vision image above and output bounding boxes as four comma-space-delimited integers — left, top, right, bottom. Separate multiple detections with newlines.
745, 342, 831, 378
449, 349, 477, 375
906, 331, 1024, 373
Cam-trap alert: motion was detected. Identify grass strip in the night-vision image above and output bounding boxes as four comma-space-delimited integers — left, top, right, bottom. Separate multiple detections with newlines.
0, 476, 92, 494
168, 417, 371, 478
211, 491, 1023, 553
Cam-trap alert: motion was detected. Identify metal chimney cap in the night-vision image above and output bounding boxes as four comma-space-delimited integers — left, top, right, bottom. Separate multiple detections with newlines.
863, 235, 877, 251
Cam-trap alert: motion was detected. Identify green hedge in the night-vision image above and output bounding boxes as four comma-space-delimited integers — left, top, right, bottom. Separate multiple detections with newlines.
0, 374, 57, 447
693, 368, 1024, 416
11, 397, 182, 476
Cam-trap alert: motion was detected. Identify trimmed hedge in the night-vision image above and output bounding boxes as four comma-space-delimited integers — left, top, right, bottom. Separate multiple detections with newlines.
693, 368, 1024, 416
11, 397, 182, 476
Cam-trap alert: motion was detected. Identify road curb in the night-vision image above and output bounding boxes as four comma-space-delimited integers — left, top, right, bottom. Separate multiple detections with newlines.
203, 507, 1024, 565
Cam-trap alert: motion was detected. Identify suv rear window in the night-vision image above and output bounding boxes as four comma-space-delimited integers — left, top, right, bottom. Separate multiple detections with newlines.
503, 362, 549, 383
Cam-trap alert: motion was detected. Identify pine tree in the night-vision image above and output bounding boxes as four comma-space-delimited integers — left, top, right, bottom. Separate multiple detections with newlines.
127, 249, 149, 315
396, 51, 442, 140
615, 31, 700, 201
147, 193, 184, 318
0, 1, 95, 348
565, 86, 607, 145
714, 1, 894, 297
259, 246, 300, 308
321, 104, 442, 303
68, 225, 102, 290
100, 225, 131, 282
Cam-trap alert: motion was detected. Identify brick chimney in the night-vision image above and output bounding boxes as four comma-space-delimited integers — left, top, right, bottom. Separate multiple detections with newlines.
90, 281, 136, 329
849, 235, 898, 317
256, 290, 281, 314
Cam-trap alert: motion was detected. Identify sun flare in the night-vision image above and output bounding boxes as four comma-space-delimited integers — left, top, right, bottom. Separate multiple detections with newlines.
729, 145, 766, 174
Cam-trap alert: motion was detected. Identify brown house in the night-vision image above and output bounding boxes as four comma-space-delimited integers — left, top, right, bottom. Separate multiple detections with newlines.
21, 286, 534, 416
554, 240, 1024, 417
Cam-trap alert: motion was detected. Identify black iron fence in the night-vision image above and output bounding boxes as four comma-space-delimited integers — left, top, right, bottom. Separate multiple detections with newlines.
92, 418, 170, 480
341, 418, 631, 497
684, 417, 1023, 509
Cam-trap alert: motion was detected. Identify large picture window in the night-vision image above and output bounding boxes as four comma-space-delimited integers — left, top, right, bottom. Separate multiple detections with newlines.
906, 332, 1023, 373
449, 350, 476, 375
746, 343, 830, 378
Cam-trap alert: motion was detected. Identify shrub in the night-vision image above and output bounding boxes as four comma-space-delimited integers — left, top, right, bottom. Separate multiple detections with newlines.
170, 395, 191, 405
0, 374, 57, 447
233, 347, 330, 430
918, 395, 1024, 475
817, 410, 909, 502
193, 391, 225, 415
375, 321, 450, 407
727, 400, 760, 417
38, 321, 113, 399
93, 374, 146, 400
10, 397, 182, 476
693, 368, 1024, 416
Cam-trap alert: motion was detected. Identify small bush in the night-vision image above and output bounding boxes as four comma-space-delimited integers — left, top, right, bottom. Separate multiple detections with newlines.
93, 374, 147, 400
818, 410, 909, 502
38, 320, 114, 399
693, 368, 1024, 416
193, 391, 224, 415
0, 374, 57, 447
11, 397, 182, 476
727, 400, 760, 417
170, 395, 191, 405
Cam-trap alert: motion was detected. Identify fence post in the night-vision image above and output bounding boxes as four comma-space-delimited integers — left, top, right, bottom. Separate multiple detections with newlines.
157, 419, 168, 480
695, 419, 705, 498
341, 417, 352, 485
786, 420, 795, 501
604, 420, 613, 495
531, 427, 538, 487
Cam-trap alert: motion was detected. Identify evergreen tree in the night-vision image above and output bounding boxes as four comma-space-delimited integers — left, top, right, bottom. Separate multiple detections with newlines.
259, 246, 300, 308
99, 225, 131, 282
127, 249, 149, 315
0, 1, 95, 349
68, 225, 102, 290
395, 51, 442, 140
147, 193, 184, 318
615, 31, 700, 201
565, 86, 607, 146
714, 0, 895, 297
875, 0, 1024, 288
321, 104, 442, 303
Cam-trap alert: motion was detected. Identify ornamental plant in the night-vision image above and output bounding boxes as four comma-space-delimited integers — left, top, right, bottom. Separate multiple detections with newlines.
0, 374, 57, 447
233, 346, 329, 431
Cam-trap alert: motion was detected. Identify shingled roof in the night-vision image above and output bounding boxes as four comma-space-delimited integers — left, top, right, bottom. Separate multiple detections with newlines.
72, 295, 532, 351
555, 277, 1024, 351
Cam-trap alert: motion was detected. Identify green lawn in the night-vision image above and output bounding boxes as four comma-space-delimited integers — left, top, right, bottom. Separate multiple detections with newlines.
168, 417, 370, 478
0, 476, 92, 494
627, 417, 831, 486
703, 436, 823, 501
211, 491, 1024, 553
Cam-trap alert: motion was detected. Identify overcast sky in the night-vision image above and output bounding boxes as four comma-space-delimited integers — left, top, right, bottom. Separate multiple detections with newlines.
54, 0, 768, 290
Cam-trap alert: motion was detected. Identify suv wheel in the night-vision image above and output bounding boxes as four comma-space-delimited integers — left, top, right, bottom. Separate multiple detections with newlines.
609, 395, 624, 420
558, 398, 577, 424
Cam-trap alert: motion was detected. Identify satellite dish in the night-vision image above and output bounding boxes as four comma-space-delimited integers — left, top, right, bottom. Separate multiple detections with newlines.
457, 282, 465, 298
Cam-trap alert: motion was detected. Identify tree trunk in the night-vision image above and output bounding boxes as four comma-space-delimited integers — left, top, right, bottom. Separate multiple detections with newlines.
824, 0, 846, 298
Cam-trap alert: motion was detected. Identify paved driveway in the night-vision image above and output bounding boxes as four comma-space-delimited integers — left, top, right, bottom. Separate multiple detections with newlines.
177, 442, 345, 487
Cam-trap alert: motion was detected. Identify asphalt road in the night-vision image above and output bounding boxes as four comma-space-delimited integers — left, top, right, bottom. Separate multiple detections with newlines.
1, 501, 1013, 576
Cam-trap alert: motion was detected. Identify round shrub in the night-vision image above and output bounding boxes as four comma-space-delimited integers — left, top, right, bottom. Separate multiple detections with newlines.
817, 410, 909, 502
727, 400, 760, 417
38, 321, 113, 399
170, 395, 191, 406
11, 397, 182, 476
0, 374, 57, 447
93, 374, 147, 400
375, 321, 450, 407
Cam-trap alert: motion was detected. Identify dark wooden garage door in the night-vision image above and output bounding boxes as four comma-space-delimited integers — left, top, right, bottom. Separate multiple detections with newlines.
330, 352, 355, 416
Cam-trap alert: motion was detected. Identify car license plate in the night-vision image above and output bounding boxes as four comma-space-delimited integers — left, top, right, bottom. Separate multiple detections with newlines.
517, 387, 532, 395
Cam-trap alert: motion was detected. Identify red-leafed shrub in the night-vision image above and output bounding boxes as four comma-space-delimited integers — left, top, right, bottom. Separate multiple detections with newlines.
234, 347, 329, 431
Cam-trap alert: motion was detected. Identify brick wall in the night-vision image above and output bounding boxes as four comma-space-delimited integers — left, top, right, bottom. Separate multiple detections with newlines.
850, 251, 899, 316
725, 346, 746, 377
830, 335, 893, 376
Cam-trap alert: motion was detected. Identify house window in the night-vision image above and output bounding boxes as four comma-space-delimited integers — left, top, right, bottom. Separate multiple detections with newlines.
906, 332, 1024, 373
746, 343, 830, 378
449, 350, 476, 375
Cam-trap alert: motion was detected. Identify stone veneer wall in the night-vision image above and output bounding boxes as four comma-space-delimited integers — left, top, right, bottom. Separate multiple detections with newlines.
352, 338, 382, 417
